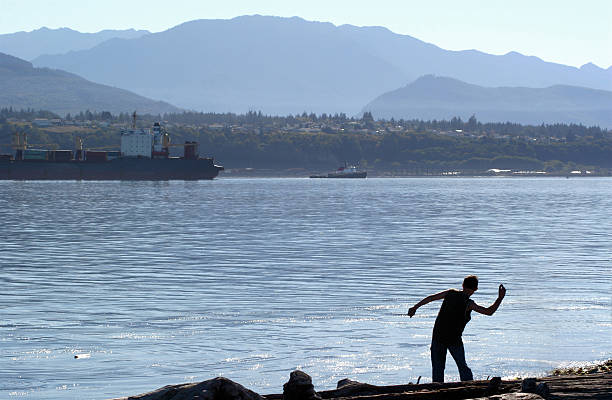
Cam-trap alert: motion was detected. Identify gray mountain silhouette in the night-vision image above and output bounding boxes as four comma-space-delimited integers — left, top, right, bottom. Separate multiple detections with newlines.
0, 52, 179, 115
363, 75, 612, 128
0, 27, 150, 61
24, 15, 612, 115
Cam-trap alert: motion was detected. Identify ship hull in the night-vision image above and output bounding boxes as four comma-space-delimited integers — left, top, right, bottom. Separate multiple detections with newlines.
325, 171, 367, 178
0, 158, 224, 180
310, 171, 367, 178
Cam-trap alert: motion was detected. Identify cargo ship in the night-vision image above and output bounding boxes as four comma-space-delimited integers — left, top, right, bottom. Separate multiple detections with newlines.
0, 118, 224, 180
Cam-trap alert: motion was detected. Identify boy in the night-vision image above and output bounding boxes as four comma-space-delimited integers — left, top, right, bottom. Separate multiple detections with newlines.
408, 275, 506, 382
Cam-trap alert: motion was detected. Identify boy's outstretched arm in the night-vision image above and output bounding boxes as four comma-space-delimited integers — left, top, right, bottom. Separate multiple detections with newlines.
407, 289, 450, 317
470, 284, 507, 316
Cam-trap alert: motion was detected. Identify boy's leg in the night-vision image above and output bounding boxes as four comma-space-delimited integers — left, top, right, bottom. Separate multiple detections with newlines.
448, 340, 473, 381
430, 339, 447, 382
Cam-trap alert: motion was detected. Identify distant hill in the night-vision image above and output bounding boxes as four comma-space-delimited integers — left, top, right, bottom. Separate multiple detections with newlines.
0, 27, 149, 61
363, 75, 612, 128
31, 15, 612, 116
0, 52, 180, 116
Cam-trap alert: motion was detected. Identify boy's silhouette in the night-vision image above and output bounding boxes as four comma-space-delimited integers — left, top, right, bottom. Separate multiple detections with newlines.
408, 275, 506, 382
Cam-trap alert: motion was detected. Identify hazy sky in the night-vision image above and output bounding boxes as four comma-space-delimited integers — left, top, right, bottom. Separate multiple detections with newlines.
2, 0, 611, 68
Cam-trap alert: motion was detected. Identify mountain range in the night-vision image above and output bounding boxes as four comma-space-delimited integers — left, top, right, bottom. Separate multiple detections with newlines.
0, 27, 149, 61
364, 75, 612, 128
27, 15, 612, 116
0, 52, 179, 115
0, 15, 610, 127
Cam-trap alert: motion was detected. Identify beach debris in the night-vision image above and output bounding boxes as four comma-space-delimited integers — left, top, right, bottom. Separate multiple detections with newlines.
551, 359, 612, 375
110, 372, 612, 400
283, 370, 321, 400
109, 360, 612, 400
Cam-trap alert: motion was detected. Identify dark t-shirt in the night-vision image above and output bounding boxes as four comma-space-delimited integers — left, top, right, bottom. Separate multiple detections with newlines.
432, 289, 474, 345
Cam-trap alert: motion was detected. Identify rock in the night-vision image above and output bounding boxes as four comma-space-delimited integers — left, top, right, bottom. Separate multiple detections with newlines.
282, 370, 321, 400
336, 379, 357, 389
331, 379, 380, 397
123, 377, 263, 400
487, 377, 502, 392
535, 382, 549, 397
520, 378, 537, 393
519, 379, 548, 399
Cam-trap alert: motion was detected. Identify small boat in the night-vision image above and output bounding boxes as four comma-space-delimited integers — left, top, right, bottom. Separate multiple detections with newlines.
310, 164, 367, 178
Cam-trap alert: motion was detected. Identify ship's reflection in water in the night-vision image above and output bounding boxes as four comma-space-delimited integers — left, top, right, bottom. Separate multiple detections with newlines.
1, 178, 610, 399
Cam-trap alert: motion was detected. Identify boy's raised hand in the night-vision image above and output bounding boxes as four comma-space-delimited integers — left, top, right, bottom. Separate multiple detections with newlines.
498, 284, 506, 299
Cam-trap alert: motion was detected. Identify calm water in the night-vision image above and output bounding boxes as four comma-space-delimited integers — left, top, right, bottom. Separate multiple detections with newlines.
1, 178, 611, 399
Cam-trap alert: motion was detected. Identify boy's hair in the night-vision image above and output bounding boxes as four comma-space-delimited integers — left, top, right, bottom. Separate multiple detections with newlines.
463, 275, 479, 290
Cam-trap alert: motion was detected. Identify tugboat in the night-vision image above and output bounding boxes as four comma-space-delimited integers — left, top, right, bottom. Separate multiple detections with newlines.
310, 163, 367, 178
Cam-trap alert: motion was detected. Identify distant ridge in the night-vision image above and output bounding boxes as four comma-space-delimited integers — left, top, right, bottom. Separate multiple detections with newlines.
363, 75, 612, 128
0, 27, 150, 60
0, 52, 179, 115
31, 15, 612, 116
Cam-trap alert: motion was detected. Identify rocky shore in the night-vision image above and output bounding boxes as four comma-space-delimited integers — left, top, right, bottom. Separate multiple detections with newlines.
112, 360, 612, 400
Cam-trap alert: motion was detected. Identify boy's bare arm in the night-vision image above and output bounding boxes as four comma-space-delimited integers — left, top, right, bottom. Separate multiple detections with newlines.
471, 284, 506, 316
407, 289, 450, 317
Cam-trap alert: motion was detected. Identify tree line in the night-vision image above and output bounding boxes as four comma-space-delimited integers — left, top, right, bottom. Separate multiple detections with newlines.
2, 107, 609, 140
1, 108, 611, 173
